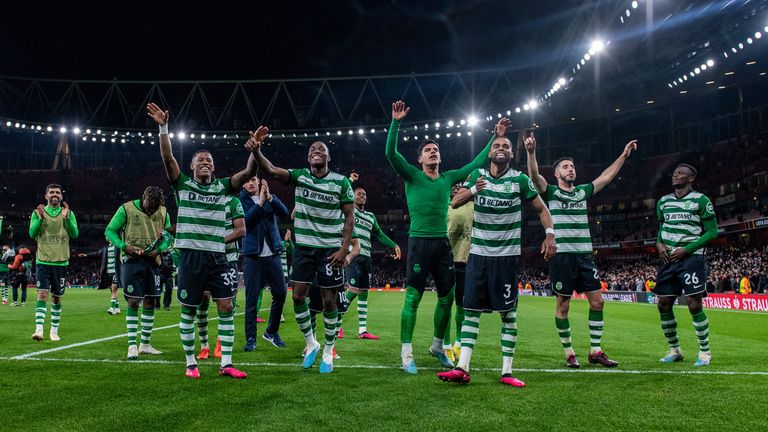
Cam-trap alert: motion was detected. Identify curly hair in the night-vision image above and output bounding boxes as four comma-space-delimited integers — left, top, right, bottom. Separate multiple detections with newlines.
143, 186, 166, 209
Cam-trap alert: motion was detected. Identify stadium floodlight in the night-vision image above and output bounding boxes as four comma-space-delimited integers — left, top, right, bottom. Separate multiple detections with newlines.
701, 64, 707, 70
82, 136, 87, 141
694, 68, 701, 74
668, 83, 673, 88
515, 107, 521, 113
467, 116, 479, 126
435, 134, 440, 139
190, 133, 195, 139
101, 138, 106, 142
148, 132, 153, 137
85, 129, 92, 134
121, 138, 126, 144
36, 125, 41, 130
558, 77, 567, 86
523, 104, 530, 111
631, 1, 638, 9
456, 132, 462, 137
337, 130, 342, 135
178, 132, 186, 140
755, 32, 762, 39
4, 121, 10, 127
553, 83, 561, 91
59, 126, 67, 134
21, 124, 26, 128
707, 59, 714, 67
747, 38, 753, 45
434, 122, 440, 128
683, 75, 688, 80
626, 9, 631, 17
46, 126, 52, 132
91, 137, 96, 142
467, 132, 472, 136
765, 26, 768, 33
506, 110, 511, 116
110, 138, 116, 143
581, 59, 586, 65
369, 128, 375, 133
460, 119, 466, 125
584, 53, 591, 61
447, 120, 454, 127
73, 127, 81, 134
529, 100, 539, 109
200, 134, 206, 139
738, 43, 744, 49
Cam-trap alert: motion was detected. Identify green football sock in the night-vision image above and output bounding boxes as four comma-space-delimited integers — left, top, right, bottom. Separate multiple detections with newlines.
35, 300, 46, 329
179, 305, 197, 367
50, 303, 62, 331
345, 290, 358, 304
588, 309, 604, 353
218, 310, 235, 367
555, 317, 573, 355
256, 288, 264, 315
294, 301, 315, 345
126, 306, 139, 347
456, 310, 481, 371
659, 311, 679, 349
323, 310, 339, 349
433, 286, 454, 340
140, 307, 155, 345
454, 305, 465, 345
400, 286, 423, 344
356, 290, 367, 334
196, 302, 209, 349
501, 308, 518, 375
691, 311, 710, 353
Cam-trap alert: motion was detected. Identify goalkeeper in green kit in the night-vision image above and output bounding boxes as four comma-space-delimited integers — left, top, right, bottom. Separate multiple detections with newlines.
385, 100, 504, 374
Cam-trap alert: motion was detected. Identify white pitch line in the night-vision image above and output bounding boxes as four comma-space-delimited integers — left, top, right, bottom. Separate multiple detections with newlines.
10, 311, 247, 360
2, 356, 768, 376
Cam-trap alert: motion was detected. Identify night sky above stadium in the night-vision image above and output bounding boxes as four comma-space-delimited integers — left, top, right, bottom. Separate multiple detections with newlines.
2, 1, 582, 80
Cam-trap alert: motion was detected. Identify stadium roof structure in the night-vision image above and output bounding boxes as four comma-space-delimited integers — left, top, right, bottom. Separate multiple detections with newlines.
1, 0, 767, 136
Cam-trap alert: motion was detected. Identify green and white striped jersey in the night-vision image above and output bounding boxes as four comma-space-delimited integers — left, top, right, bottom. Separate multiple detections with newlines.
463, 168, 538, 256
656, 191, 715, 256
224, 196, 244, 262
106, 244, 118, 274
289, 168, 354, 249
353, 209, 380, 257
172, 172, 233, 253
543, 183, 594, 254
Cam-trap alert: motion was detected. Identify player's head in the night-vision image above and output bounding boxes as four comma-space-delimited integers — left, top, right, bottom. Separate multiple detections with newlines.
450, 182, 463, 199
672, 163, 697, 189
489, 136, 513, 166
354, 187, 367, 207
44, 183, 63, 207
553, 157, 576, 185
243, 175, 260, 195
417, 140, 441, 167
190, 149, 214, 182
142, 186, 165, 216
307, 141, 330, 169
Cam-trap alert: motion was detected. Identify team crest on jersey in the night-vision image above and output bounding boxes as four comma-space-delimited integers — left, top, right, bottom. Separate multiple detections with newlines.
554, 189, 585, 201
684, 201, 693, 210
413, 263, 421, 273
503, 183, 512, 192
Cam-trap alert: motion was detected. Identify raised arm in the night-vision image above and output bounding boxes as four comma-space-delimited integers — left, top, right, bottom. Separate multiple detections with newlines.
591, 140, 638, 194
447, 119, 508, 182
385, 101, 418, 180
524, 132, 548, 194
232, 127, 273, 189
242, 128, 290, 184
147, 103, 181, 184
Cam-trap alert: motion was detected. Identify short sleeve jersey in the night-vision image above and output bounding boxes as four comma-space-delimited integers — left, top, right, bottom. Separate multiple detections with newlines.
463, 168, 538, 256
543, 183, 594, 254
172, 172, 233, 253
289, 168, 354, 249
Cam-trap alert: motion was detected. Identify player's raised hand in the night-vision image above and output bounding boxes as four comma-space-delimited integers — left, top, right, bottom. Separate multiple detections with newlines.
622, 140, 638, 159
35, 204, 45, 219
523, 132, 537, 154
392, 100, 410, 121
349, 172, 359, 182
541, 234, 556, 261
146, 103, 169, 126
495, 117, 511, 137
61, 201, 70, 219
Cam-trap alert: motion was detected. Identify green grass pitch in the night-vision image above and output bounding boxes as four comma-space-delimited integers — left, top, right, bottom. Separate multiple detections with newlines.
1, 289, 766, 431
